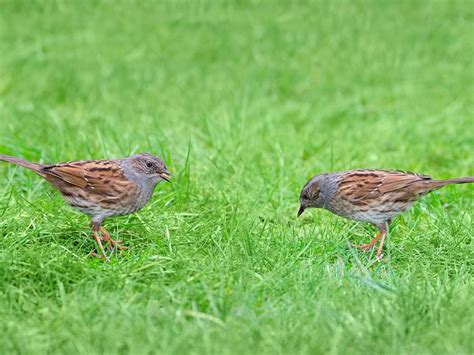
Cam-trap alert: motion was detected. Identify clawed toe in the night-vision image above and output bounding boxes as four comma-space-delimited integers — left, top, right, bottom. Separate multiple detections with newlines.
356, 243, 376, 252
353, 230, 385, 255
90, 250, 110, 262
351, 240, 376, 252
95, 226, 128, 253
106, 239, 128, 251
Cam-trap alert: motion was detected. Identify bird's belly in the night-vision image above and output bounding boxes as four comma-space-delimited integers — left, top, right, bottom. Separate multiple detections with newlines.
345, 210, 393, 225
65, 198, 121, 218
68, 199, 145, 217
62, 187, 149, 218
329, 200, 411, 225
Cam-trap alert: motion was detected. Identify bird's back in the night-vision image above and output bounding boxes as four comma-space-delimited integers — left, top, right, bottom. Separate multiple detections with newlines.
325, 169, 433, 225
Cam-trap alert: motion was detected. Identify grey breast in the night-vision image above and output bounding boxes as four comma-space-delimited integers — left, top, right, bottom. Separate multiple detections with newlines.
318, 172, 344, 210
119, 158, 157, 214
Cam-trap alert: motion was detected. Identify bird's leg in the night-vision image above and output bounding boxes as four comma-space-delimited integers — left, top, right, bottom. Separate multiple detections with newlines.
356, 231, 382, 251
100, 226, 128, 251
377, 233, 387, 260
89, 221, 110, 261
375, 221, 390, 260
90, 230, 110, 262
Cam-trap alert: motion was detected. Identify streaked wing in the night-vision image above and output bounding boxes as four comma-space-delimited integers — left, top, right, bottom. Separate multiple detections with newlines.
41, 159, 128, 197
338, 169, 432, 201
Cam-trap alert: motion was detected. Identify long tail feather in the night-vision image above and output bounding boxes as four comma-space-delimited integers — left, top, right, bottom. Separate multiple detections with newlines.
0, 154, 44, 172
423, 176, 474, 190
439, 177, 474, 184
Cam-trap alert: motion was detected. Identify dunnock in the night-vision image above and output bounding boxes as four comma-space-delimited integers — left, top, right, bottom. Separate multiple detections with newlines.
298, 169, 473, 259
0, 153, 171, 261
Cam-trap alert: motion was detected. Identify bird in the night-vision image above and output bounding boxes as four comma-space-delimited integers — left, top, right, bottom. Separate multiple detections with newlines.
0, 153, 172, 261
298, 169, 473, 259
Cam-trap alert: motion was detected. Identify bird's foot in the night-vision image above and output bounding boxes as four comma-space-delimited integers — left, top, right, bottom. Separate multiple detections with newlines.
354, 241, 385, 260
89, 250, 110, 262
91, 230, 111, 261
105, 238, 128, 251
376, 243, 384, 261
355, 242, 377, 251
99, 226, 128, 251
353, 231, 382, 253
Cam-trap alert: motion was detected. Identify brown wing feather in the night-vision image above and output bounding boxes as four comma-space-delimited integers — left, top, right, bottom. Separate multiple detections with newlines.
41, 160, 127, 197
339, 178, 383, 200
45, 165, 89, 188
338, 169, 432, 201
378, 174, 428, 193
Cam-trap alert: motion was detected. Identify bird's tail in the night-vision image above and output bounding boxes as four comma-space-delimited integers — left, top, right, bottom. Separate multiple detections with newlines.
426, 176, 474, 189
437, 177, 474, 184
0, 154, 44, 172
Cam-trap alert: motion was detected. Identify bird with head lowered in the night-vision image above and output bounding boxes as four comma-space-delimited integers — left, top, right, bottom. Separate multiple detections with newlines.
298, 169, 473, 259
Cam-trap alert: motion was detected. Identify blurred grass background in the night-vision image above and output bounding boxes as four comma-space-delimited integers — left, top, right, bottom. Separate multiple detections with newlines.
0, 0, 473, 354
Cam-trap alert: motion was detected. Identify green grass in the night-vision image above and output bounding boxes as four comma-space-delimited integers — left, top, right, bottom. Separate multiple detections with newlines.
0, 0, 473, 354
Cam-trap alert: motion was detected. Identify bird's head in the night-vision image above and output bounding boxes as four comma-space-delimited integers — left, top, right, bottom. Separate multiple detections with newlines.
129, 153, 172, 184
298, 177, 323, 217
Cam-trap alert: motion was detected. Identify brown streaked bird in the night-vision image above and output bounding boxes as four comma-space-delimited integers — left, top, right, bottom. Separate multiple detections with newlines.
0, 153, 172, 261
298, 169, 474, 259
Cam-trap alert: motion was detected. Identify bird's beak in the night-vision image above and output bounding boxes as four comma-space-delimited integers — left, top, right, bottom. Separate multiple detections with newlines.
297, 205, 305, 217
159, 171, 172, 182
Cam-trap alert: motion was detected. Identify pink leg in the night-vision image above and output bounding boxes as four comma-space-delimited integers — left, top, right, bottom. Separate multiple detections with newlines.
377, 232, 387, 260
375, 221, 390, 260
90, 230, 110, 262
356, 231, 382, 251
100, 226, 128, 251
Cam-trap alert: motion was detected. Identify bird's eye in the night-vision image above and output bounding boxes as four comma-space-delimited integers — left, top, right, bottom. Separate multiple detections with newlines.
146, 162, 153, 168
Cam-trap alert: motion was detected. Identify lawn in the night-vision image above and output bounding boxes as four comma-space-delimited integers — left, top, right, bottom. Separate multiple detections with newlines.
0, 1, 473, 354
